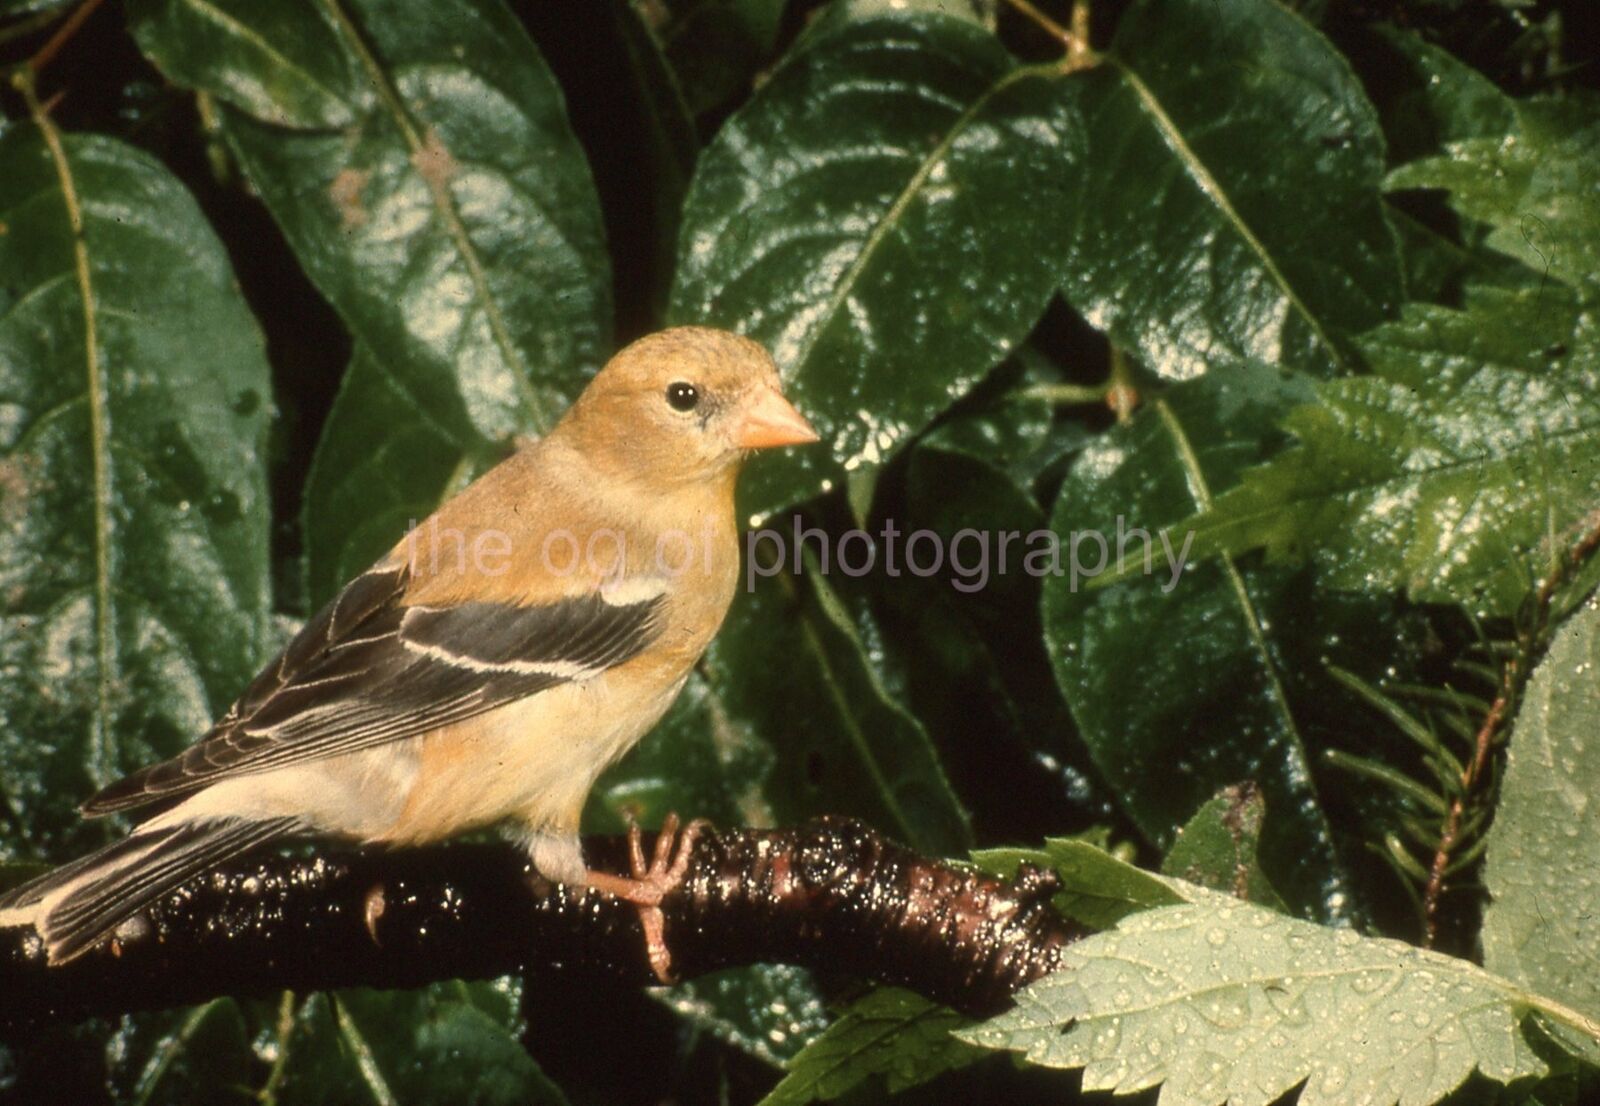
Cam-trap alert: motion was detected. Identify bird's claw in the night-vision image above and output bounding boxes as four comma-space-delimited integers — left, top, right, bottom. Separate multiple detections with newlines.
584, 813, 707, 983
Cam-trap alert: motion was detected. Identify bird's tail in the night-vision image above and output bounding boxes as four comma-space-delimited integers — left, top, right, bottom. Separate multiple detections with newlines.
0, 817, 295, 964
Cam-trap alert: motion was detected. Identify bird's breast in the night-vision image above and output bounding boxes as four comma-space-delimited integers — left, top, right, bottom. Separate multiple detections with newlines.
376, 661, 690, 845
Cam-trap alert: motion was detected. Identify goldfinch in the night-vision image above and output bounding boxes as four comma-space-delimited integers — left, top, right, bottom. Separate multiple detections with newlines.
0, 326, 817, 975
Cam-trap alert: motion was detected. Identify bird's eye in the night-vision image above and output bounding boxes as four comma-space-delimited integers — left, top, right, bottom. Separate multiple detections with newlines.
665, 381, 699, 412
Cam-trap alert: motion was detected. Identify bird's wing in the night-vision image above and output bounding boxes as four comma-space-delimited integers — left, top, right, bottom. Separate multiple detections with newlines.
83, 560, 667, 815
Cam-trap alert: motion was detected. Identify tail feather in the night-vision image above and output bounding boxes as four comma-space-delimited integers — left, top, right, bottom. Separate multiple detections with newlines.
0, 832, 167, 911
0, 818, 295, 964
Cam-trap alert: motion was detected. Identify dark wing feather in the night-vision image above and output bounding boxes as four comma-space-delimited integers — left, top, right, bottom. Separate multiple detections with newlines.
84, 563, 666, 815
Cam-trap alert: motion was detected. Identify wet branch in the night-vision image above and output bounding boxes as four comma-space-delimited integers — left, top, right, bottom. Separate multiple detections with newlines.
1, 817, 1079, 1028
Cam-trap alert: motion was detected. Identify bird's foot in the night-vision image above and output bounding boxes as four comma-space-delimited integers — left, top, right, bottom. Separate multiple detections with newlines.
582, 813, 706, 984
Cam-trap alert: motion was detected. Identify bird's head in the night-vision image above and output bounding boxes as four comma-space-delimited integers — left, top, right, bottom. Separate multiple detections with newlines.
561, 327, 818, 486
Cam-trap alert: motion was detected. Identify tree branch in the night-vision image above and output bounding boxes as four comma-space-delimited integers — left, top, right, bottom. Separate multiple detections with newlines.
1, 818, 1079, 1028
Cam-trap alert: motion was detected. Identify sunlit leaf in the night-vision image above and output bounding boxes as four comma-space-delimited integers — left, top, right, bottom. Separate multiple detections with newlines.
960, 898, 1557, 1106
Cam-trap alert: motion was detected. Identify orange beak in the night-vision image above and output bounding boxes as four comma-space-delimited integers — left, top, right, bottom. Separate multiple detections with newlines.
735, 387, 820, 449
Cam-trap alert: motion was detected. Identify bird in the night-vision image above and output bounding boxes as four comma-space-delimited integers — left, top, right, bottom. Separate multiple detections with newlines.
0, 326, 818, 979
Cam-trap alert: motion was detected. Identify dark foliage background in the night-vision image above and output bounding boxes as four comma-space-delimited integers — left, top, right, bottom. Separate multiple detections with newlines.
1, 0, 1598, 1103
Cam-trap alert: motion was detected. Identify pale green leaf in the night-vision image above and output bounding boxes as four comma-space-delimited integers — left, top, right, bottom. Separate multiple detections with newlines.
1483, 597, 1600, 1026
960, 899, 1558, 1106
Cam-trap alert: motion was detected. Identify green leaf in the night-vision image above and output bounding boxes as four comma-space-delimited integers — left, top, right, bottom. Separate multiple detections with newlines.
1483, 598, 1600, 1026
1388, 97, 1600, 299
301, 344, 489, 605
973, 837, 1186, 929
273, 983, 567, 1106
804, 0, 985, 41
656, 965, 832, 1067
1387, 205, 1478, 307
1366, 27, 1516, 164
670, 14, 1079, 518
907, 389, 1058, 539
590, 671, 775, 834
1044, 365, 1369, 920
706, 563, 972, 857
758, 987, 983, 1106
149, 0, 614, 605
1176, 286, 1600, 618
890, 387, 1104, 823
1162, 783, 1286, 910
0, 124, 274, 857
126, 0, 359, 129
960, 899, 1555, 1106
130, 0, 612, 473
1055, 0, 1401, 379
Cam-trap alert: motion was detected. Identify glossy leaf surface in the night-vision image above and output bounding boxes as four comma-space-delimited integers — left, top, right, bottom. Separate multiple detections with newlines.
1388, 98, 1600, 298
1177, 287, 1600, 618
1054, 0, 1401, 379
961, 898, 1552, 1106
0, 124, 273, 856
671, 15, 1078, 516
1044, 366, 1409, 920
131, 0, 612, 607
